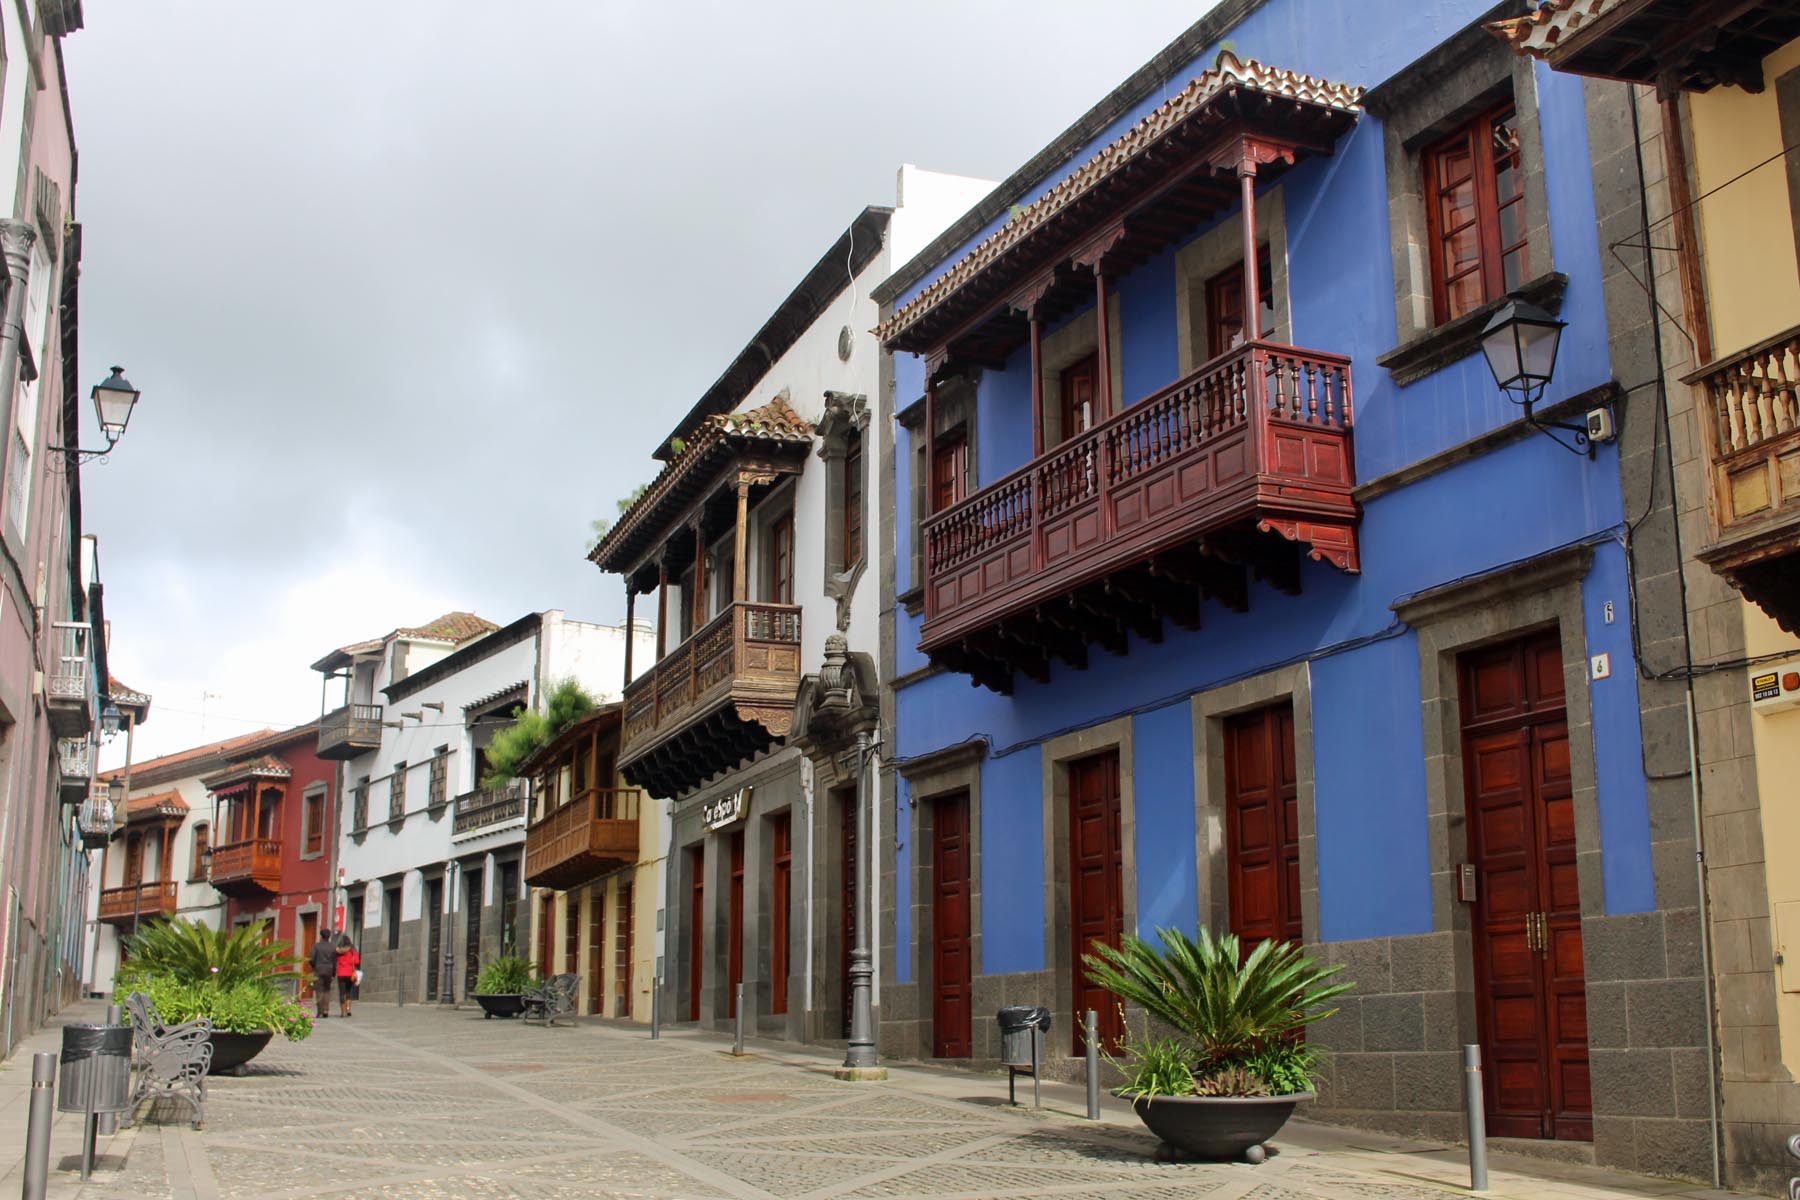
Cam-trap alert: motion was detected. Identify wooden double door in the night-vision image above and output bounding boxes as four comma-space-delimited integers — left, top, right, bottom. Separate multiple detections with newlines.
931, 792, 972, 1058
1224, 704, 1302, 950
1461, 632, 1590, 1142
1070, 750, 1125, 1055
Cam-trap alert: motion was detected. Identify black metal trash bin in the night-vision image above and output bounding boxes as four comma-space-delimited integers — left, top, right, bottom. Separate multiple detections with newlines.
996, 1005, 1051, 1067
57, 1023, 132, 1115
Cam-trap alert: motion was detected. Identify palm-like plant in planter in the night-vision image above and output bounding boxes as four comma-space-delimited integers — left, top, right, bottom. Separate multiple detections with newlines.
1083, 926, 1350, 1162
471, 954, 537, 1019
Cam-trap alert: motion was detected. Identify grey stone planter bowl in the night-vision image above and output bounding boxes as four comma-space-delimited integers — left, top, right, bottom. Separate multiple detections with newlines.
473, 993, 528, 1019
1129, 1091, 1312, 1161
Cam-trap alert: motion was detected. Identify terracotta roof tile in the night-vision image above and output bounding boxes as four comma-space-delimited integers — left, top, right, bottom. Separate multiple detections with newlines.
876, 52, 1363, 347
1486, 1, 1616, 61
124, 788, 187, 819
395, 612, 499, 644
100, 730, 274, 783
201, 754, 291, 791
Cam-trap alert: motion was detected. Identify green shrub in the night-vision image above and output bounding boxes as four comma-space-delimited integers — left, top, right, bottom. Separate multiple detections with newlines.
479, 679, 598, 787
1244, 1041, 1319, 1096
473, 954, 535, 994
1111, 1034, 1196, 1100
114, 972, 313, 1042
119, 917, 300, 989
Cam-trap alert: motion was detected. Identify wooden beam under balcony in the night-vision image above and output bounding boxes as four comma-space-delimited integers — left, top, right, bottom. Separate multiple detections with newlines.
98, 881, 177, 925
317, 703, 383, 760
618, 601, 801, 797
1686, 325, 1800, 634
920, 339, 1357, 691
524, 788, 642, 889
210, 838, 282, 896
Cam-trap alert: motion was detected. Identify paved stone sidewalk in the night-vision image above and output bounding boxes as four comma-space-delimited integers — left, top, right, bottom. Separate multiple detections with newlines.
0, 1001, 1765, 1198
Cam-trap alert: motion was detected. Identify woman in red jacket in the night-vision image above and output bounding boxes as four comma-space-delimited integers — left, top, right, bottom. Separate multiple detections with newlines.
334, 934, 361, 1017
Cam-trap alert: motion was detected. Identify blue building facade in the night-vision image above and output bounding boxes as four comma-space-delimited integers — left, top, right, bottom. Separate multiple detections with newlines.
874, 0, 1709, 1175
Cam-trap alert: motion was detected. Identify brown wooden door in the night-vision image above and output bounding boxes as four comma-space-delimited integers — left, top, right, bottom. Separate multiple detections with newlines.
770, 814, 791, 1016
688, 846, 705, 1021
537, 893, 555, 979
727, 831, 744, 1018
930, 432, 967, 515
1059, 353, 1098, 444
1204, 246, 1275, 358
1225, 703, 1302, 951
299, 911, 318, 999
1069, 749, 1125, 1054
463, 870, 483, 997
1462, 631, 1590, 1142
616, 881, 634, 1018
587, 889, 605, 1016
932, 792, 973, 1058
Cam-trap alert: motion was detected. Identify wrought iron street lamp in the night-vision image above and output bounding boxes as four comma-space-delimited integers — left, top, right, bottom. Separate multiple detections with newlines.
1479, 297, 1592, 459
52, 367, 141, 466
99, 702, 122, 741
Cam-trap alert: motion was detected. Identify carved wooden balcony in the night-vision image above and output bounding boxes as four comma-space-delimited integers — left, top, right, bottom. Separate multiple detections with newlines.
524, 787, 643, 889
209, 838, 282, 896
921, 340, 1358, 691
1688, 326, 1800, 634
619, 601, 801, 797
452, 782, 527, 840
98, 881, 177, 925
45, 622, 92, 737
318, 703, 383, 760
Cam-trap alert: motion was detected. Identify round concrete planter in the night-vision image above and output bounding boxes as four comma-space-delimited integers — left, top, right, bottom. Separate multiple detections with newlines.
1129, 1091, 1311, 1161
473, 993, 528, 1019
207, 1030, 274, 1076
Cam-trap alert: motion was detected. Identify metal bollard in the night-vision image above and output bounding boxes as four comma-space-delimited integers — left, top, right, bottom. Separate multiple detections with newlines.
1463, 1043, 1489, 1192
650, 975, 661, 1039
1085, 1010, 1101, 1120
23, 1052, 54, 1200
732, 983, 745, 1056
98, 1005, 122, 1137
1030, 1025, 1042, 1110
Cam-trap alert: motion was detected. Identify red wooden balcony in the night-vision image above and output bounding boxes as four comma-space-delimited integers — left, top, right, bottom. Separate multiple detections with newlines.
524, 787, 642, 889
1688, 325, 1800, 634
921, 340, 1358, 691
209, 838, 283, 896
98, 881, 177, 925
619, 601, 801, 797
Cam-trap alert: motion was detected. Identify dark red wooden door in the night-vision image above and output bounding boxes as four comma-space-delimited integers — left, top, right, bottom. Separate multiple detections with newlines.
932, 792, 973, 1057
770, 814, 791, 1016
727, 831, 744, 1018
931, 432, 966, 515
1225, 703, 1302, 950
537, 893, 554, 981
688, 846, 704, 1021
1204, 247, 1275, 358
1069, 749, 1125, 1054
1059, 353, 1098, 444
1462, 631, 1590, 1142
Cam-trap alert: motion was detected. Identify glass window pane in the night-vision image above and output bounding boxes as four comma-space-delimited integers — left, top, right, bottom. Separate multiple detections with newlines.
1443, 224, 1481, 275
1498, 200, 1525, 251
1439, 179, 1476, 232
1503, 248, 1527, 293
1435, 142, 1473, 190
1448, 272, 1485, 320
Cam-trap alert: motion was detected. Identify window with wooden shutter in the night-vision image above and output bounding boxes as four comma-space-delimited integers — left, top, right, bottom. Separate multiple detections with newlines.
931, 431, 968, 515
1423, 103, 1526, 324
303, 787, 325, 857
190, 824, 210, 881
843, 433, 863, 569
389, 763, 407, 823
766, 511, 794, 604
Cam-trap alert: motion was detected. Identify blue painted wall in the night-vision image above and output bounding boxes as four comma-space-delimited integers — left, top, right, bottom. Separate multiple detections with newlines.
889, 0, 1660, 960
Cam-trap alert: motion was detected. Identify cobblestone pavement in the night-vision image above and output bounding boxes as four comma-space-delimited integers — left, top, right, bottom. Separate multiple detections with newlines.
0, 1002, 1757, 1199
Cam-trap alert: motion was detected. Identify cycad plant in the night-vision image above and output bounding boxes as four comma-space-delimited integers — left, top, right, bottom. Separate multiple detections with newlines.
119, 917, 300, 988
474, 954, 536, 994
1083, 926, 1350, 1097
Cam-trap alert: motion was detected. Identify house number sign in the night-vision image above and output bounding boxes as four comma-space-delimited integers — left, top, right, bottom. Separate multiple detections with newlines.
702, 787, 751, 832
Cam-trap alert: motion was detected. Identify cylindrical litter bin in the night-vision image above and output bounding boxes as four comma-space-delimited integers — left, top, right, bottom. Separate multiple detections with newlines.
58, 1023, 132, 1115
996, 1005, 1052, 1067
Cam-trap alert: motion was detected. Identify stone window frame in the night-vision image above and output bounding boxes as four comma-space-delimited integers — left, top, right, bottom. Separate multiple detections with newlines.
188, 822, 210, 882
900, 740, 986, 1054
300, 782, 328, 860
1041, 717, 1138, 1058
1038, 296, 1124, 446
1366, 6, 1561, 386
1392, 544, 1607, 937
1172, 188, 1292, 377
1190, 663, 1320, 944
815, 391, 870, 626
897, 373, 979, 614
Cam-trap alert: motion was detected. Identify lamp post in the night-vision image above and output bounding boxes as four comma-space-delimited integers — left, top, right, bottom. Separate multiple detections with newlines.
1478, 297, 1592, 458
837, 728, 884, 1079
52, 367, 141, 466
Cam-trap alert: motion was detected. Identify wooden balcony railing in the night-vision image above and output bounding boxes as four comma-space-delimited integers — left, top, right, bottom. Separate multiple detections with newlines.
1687, 326, 1800, 633
209, 838, 283, 895
920, 340, 1357, 684
98, 880, 178, 924
318, 703, 383, 760
524, 787, 643, 888
618, 601, 802, 796
452, 782, 526, 837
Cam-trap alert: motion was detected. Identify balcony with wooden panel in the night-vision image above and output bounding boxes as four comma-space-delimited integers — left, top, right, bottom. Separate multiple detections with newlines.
524, 787, 643, 889
619, 601, 801, 797
452, 781, 527, 839
1687, 326, 1800, 634
880, 54, 1366, 691
317, 703, 382, 760
98, 881, 177, 925
209, 838, 282, 896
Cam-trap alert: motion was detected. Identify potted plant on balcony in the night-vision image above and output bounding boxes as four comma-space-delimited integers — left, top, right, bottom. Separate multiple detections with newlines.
114, 918, 313, 1074
1083, 926, 1349, 1163
471, 954, 536, 1018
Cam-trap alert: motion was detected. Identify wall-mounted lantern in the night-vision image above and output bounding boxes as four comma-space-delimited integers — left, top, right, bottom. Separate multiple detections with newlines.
1480, 298, 1598, 459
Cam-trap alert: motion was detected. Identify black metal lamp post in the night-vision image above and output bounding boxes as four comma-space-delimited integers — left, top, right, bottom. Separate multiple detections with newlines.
839, 728, 883, 1078
1478, 297, 1590, 458
53, 368, 141, 466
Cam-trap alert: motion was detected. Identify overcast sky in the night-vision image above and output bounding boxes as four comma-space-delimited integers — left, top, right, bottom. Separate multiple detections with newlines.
70, 1, 1208, 764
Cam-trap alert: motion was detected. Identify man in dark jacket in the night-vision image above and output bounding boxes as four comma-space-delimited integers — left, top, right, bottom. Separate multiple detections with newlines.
309, 930, 338, 1018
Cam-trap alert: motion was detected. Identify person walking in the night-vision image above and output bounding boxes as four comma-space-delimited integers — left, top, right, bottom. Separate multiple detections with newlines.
309, 929, 337, 1019
335, 933, 361, 1018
